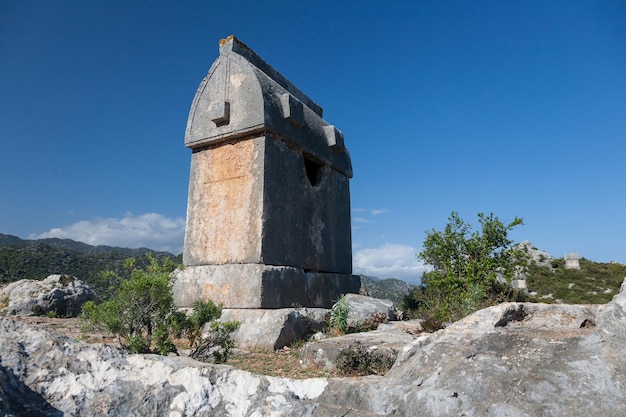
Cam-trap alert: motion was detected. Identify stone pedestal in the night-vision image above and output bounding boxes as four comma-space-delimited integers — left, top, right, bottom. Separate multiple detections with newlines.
172, 265, 359, 309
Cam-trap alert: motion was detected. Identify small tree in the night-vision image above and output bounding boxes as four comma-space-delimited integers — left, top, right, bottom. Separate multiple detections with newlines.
82, 254, 178, 353
82, 255, 239, 361
403, 212, 526, 322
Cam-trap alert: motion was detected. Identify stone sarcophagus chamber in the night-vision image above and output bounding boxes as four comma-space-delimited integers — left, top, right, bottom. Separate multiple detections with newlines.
173, 36, 360, 309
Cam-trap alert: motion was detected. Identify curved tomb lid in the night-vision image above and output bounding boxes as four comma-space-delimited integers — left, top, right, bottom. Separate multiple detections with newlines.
185, 36, 352, 178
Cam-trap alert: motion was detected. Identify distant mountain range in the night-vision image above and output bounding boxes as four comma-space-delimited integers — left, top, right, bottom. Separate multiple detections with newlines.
0, 234, 180, 302
359, 275, 415, 305
0, 234, 175, 257
0, 234, 411, 305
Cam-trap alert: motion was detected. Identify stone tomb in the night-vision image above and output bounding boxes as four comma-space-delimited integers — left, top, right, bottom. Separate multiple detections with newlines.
173, 36, 360, 309
564, 252, 581, 270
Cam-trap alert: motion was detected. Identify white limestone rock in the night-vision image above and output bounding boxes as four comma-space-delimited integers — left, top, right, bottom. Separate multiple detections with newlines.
218, 307, 328, 350
517, 240, 556, 267
344, 293, 399, 327
1, 279, 625, 416
0, 274, 94, 317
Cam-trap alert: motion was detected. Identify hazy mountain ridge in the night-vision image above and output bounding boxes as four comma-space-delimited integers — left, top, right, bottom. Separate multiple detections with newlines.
0, 233, 176, 257
359, 275, 415, 305
0, 234, 180, 301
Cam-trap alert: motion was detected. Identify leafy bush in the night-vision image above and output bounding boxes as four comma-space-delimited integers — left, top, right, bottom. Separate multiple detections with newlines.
81, 254, 180, 353
403, 212, 527, 323
183, 299, 223, 346
335, 342, 396, 376
190, 320, 241, 364
81, 255, 238, 361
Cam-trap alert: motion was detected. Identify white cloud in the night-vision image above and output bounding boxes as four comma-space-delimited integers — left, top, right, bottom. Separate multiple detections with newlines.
353, 243, 428, 284
371, 209, 389, 215
351, 208, 366, 212
353, 217, 372, 224
30, 213, 186, 254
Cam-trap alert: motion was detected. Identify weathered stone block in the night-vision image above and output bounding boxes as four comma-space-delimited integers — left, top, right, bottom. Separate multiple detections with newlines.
183, 137, 265, 266
564, 252, 581, 270
172, 265, 307, 309
306, 273, 361, 308
219, 308, 328, 350
172, 265, 360, 309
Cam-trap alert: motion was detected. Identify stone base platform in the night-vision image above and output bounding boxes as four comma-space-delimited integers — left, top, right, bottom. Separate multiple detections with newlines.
172, 264, 360, 309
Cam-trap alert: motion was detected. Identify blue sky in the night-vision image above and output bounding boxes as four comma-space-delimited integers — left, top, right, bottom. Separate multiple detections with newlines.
1, 1, 625, 283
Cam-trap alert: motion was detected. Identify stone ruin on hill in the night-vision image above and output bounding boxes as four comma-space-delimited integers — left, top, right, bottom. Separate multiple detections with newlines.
564, 252, 581, 270
173, 36, 360, 309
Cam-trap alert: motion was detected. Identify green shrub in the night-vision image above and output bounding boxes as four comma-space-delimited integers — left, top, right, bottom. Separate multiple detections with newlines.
403, 212, 526, 322
177, 298, 240, 363
186, 299, 223, 346
335, 342, 396, 376
80, 254, 178, 353
190, 320, 241, 364
80, 254, 239, 361
153, 322, 176, 355
127, 335, 150, 354
329, 294, 350, 335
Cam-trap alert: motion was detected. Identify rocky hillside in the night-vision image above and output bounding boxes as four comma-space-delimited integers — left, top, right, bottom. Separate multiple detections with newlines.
518, 241, 626, 304
359, 275, 414, 305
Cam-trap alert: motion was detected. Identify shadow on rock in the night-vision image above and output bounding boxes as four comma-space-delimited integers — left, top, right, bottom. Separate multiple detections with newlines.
0, 363, 63, 417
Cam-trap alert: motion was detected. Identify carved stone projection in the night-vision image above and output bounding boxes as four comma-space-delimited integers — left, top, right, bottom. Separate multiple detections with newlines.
173, 36, 359, 309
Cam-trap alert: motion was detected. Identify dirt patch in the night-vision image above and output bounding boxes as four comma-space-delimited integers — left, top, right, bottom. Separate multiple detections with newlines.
12, 316, 121, 346
228, 349, 343, 379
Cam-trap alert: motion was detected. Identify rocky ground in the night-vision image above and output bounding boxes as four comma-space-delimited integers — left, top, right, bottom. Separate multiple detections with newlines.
9, 315, 341, 379
2, 279, 625, 416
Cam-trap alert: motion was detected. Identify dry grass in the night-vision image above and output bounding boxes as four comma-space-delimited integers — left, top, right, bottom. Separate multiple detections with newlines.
228, 349, 342, 379
10, 316, 339, 379
14, 316, 121, 345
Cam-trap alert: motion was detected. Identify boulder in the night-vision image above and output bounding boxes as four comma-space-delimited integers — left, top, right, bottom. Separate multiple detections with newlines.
0, 318, 330, 417
218, 308, 328, 350
0, 274, 94, 317
300, 325, 416, 371
517, 240, 556, 267
214, 295, 401, 351
344, 293, 399, 327
1, 279, 625, 416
